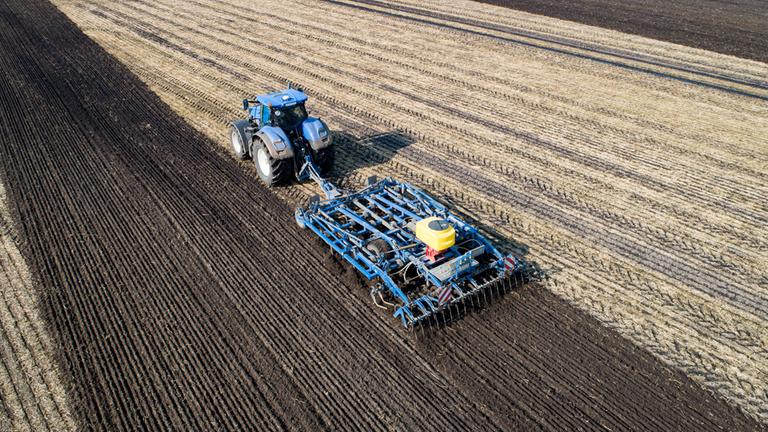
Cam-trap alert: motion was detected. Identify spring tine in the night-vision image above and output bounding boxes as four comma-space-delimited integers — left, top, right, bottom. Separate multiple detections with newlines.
430, 310, 436, 328
465, 293, 470, 315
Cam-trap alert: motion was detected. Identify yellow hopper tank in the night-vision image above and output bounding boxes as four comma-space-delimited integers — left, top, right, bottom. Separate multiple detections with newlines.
415, 217, 456, 252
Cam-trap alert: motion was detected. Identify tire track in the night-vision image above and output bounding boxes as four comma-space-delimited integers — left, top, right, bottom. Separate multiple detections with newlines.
320, 0, 768, 100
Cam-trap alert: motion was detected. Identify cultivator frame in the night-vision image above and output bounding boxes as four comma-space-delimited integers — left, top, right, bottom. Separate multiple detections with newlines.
295, 158, 526, 328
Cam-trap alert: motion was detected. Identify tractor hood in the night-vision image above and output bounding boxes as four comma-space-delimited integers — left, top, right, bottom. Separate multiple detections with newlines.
302, 117, 332, 151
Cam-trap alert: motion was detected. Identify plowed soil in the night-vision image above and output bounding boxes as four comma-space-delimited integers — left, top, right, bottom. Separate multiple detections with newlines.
1, 0, 764, 431
476, 0, 768, 62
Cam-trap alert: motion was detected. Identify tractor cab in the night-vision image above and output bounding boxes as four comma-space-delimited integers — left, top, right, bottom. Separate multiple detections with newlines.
247, 89, 308, 130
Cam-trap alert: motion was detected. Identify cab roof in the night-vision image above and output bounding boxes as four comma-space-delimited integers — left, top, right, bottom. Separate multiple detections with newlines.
256, 89, 308, 108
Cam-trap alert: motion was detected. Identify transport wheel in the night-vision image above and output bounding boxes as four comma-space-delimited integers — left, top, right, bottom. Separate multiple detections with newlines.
314, 146, 335, 176
229, 126, 249, 160
253, 141, 291, 187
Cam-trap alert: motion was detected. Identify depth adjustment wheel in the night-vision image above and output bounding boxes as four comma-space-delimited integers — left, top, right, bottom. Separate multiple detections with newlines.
253, 141, 291, 187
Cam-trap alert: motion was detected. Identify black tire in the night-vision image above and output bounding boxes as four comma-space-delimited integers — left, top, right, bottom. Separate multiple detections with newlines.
229, 126, 249, 160
252, 141, 291, 186
366, 238, 390, 259
313, 145, 335, 176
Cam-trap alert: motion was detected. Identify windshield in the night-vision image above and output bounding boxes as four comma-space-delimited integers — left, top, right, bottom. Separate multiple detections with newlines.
273, 104, 308, 129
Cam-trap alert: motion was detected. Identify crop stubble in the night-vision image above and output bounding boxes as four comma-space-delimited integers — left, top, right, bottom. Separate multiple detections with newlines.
1, 0, 765, 430
48, 0, 768, 422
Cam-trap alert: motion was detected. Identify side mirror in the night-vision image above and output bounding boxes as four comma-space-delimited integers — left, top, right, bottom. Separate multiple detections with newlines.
242, 98, 249, 111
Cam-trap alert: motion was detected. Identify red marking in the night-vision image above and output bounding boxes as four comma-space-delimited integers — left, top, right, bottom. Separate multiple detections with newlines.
437, 286, 452, 305
505, 256, 517, 271
425, 246, 445, 262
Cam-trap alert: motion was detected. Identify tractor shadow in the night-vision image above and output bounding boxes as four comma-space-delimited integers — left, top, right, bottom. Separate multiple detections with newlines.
329, 130, 414, 184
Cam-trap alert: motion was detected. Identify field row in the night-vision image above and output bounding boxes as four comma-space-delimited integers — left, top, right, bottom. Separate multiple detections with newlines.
470, 0, 768, 63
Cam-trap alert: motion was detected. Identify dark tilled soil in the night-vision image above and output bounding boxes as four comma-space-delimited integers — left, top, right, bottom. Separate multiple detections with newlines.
475, 0, 768, 63
0, 0, 764, 430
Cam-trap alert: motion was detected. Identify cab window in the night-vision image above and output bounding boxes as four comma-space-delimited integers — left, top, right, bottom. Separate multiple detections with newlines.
261, 105, 271, 126
250, 105, 262, 123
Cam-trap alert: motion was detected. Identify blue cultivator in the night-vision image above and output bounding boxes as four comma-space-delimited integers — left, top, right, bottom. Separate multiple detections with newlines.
231, 85, 527, 328
295, 166, 526, 328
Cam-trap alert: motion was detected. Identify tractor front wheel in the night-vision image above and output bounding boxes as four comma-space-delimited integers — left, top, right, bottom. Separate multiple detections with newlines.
253, 142, 291, 187
229, 126, 249, 160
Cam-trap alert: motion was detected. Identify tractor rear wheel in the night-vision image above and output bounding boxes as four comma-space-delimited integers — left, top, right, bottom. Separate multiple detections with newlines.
229, 126, 249, 160
313, 146, 335, 176
253, 142, 291, 186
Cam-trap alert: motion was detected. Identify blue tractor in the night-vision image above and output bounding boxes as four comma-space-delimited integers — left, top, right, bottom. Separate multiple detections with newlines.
231, 87, 528, 329
229, 85, 334, 186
